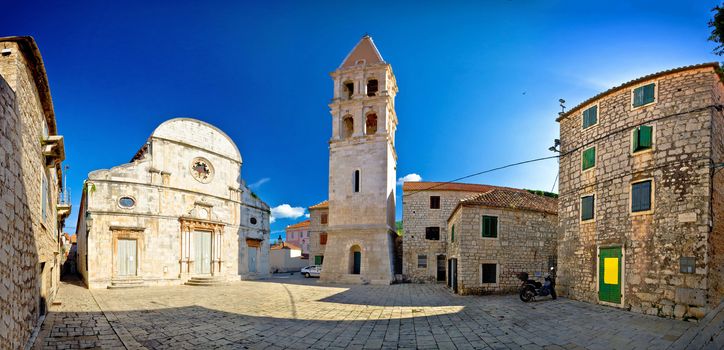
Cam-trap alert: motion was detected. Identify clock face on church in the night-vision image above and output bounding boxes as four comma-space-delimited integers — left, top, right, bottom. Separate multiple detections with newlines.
191, 158, 214, 183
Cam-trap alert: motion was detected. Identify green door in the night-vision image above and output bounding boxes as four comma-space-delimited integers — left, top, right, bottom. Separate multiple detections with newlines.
315, 255, 324, 265
352, 251, 361, 274
599, 247, 622, 303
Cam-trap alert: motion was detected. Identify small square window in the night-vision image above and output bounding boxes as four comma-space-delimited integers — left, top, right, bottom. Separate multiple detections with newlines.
482, 216, 498, 238
581, 195, 595, 221
582, 105, 598, 129
430, 196, 441, 209
425, 227, 440, 240
680, 257, 695, 274
582, 147, 596, 171
418, 255, 427, 268
633, 83, 656, 107
631, 180, 652, 212
482, 264, 497, 283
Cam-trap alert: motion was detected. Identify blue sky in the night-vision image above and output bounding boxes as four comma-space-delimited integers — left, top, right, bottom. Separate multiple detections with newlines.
3, 1, 720, 240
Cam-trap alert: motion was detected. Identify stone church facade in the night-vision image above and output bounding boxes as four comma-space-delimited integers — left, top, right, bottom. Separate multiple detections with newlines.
76, 118, 270, 289
0, 36, 71, 348
319, 36, 399, 284
556, 63, 724, 319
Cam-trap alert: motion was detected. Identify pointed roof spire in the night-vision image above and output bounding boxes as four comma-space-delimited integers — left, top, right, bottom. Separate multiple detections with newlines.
339, 35, 385, 69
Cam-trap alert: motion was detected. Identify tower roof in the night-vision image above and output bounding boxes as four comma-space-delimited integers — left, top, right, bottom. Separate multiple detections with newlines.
339, 35, 384, 68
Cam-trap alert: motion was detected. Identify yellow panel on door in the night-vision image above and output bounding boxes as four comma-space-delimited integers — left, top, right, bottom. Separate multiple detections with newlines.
603, 258, 619, 285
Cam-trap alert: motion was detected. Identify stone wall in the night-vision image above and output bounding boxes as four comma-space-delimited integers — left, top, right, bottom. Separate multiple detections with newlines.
709, 78, 724, 309
402, 190, 482, 283
557, 66, 722, 319
448, 206, 557, 295
0, 41, 62, 349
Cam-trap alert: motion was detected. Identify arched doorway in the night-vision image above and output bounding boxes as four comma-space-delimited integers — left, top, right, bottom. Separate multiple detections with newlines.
349, 245, 361, 274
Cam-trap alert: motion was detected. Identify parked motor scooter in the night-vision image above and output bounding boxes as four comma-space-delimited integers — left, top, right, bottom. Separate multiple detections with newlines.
517, 267, 557, 302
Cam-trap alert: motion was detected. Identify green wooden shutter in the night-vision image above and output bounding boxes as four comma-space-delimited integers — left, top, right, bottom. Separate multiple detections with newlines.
583, 106, 598, 128
582, 147, 596, 170
643, 84, 655, 104
633, 86, 644, 107
451, 225, 455, 242
639, 125, 652, 148
632, 127, 640, 151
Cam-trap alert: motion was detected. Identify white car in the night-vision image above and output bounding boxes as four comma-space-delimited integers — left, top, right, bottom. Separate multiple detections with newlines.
301, 265, 322, 278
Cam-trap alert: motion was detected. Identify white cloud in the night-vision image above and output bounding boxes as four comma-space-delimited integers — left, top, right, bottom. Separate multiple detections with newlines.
397, 173, 422, 186
270, 204, 306, 223
248, 177, 270, 190
305, 213, 310, 218
270, 216, 276, 224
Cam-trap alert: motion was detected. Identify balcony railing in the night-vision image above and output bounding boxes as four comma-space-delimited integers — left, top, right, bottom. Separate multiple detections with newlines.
59, 189, 71, 206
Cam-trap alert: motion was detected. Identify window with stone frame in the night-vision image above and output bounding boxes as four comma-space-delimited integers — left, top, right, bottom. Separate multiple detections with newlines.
320, 233, 327, 245
481, 216, 498, 238
482, 263, 497, 284
417, 255, 427, 268
451, 224, 455, 242
632, 83, 655, 107
680, 257, 695, 274
581, 195, 595, 221
430, 196, 441, 209
425, 227, 440, 240
582, 105, 598, 129
321, 213, 328, 224
632, 125, 653, 153
353, 170, 360, 193
631, 180, 652, 212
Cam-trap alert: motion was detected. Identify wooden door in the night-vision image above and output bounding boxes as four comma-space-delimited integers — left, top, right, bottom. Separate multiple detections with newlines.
194, 231, 211, 275
352, 251, 361, 274
599, 247, 622, 304
118, 239, 137, 276
437, 255, 446, 282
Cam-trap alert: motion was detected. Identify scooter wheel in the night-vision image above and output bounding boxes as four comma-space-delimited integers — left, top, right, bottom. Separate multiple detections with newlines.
519, 288, 535, 302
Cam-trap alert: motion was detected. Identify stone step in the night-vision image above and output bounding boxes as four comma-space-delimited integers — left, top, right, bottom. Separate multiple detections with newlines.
107, 277, 147, 289
185, 276, 226, 286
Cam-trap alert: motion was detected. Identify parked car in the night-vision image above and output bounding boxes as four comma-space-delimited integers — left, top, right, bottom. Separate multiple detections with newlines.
301, 265, 322, 278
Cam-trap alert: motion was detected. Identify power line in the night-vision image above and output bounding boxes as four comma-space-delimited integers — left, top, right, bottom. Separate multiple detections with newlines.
401, 104, 723, 198
402, 155, 560, 198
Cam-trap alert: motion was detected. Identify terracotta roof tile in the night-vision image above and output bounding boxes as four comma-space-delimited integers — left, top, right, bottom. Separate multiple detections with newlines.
270, 242, 302, 251
309, 200, 328, 209
402, 181, 527, 193
557, 62, 720, 122
286, 220, 310, 230
458, 188, 558, 216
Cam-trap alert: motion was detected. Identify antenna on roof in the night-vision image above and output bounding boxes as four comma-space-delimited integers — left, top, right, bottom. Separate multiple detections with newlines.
558, 99, 566, 115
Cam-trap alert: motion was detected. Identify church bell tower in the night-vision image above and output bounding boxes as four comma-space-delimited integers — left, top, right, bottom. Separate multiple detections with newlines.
319, 35, 398, 284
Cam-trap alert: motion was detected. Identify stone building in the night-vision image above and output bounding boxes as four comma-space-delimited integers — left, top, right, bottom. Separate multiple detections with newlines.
269, 241, 308, 273
556, 63, 724, 319
285, 219, 311, 254
401, 182, 519, 283
76, 118, 270, 289
319, 36, 399, 284
446, 189, 558, 295
308, 200, 329, 266
0, 36, 71, 348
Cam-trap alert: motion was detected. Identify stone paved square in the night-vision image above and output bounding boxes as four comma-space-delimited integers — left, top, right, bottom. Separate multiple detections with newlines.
36, 275, 699, 349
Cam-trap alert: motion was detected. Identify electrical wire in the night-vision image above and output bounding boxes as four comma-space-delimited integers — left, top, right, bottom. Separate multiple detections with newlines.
402, 104, 724, 198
